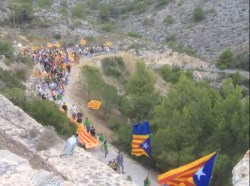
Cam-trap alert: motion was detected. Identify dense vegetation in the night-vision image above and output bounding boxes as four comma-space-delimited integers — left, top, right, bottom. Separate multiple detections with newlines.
80, 57, 249, 186
0, 66, 76, 138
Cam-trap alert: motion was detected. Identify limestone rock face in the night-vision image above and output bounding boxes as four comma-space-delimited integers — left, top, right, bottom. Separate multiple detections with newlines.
0, 150, 73, 186
232, 150, 250, 186
0, 94, 138, 186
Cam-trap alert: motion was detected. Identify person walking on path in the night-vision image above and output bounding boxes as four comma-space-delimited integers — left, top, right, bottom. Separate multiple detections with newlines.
84, 117, 90, 133
99, 133, 105, 151
144, 176, 151, 186
90, 126, 96, 139
104, 140, 108, 160
70, 104, 77, 120
116, 152, 125, 174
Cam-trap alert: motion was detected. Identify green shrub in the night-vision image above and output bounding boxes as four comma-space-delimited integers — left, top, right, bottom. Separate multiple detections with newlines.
85, 37, 95, 42
37, 0, 52, 8
156, 0, 172, 7
101, 23, 115, 32
0, 69, 25, 91
101, 57, 116, 68
3, 88, 77, 138
54, 33, 61, 40
88, 0, 100, 10
60, 7, 67, 16
193, 7, 206, 22
71, 4, 86, 19
9, 3, 34, 22
170, 33, 176, 41
218, 48, 234, 68
74, 19, 82, 28
164, 15, 174, 24
219, 64, 227, 70
127, 31, 141, 38
0, 41, 14, 59
115, 56, 125, 69
122, 14, 129, 20
19, 56, 33, 66
143, 18, 154, 26
15, 69, 27, 81
104, 66, 121, 78
60, 0, 67, 8
99, 4, 110, 21
38, 19, 51, 28
107, 115, 121, 130
209, 8, 217, 16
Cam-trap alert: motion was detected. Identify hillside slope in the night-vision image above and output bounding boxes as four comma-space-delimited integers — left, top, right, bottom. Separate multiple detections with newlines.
0, 0, 249, 62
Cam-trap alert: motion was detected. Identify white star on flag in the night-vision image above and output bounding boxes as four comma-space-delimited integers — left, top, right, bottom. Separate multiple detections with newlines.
142, 142, 149, 149
195, 166, 206, 180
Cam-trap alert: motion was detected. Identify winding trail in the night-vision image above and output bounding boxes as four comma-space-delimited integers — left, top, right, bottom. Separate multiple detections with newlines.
59, 58, 159, 186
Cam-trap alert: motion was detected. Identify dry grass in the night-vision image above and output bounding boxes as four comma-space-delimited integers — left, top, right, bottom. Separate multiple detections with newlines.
29, 128, 40, 138
36, 126, 60, 151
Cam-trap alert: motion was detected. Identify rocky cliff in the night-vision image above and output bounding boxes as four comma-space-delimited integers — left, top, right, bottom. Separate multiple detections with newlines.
0, 94, 138, 186
232, 150, 250, 186
0, 0, 249, 62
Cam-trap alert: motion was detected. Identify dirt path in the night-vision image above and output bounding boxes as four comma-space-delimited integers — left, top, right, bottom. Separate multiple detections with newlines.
62, 57, 159, 186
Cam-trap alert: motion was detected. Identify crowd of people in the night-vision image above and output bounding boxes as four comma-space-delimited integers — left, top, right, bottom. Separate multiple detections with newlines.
25, 44, 151, 185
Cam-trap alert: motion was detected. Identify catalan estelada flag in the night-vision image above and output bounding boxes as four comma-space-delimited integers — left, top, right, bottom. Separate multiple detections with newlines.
106, 42, 112, 47
52, 40, 60, 47
31, 46, 38, 51
158, 151, 218, 186
78, 38, 86, 45
87, 100, 102, 110
131, 121, 151, 157
46, 42, 53, 48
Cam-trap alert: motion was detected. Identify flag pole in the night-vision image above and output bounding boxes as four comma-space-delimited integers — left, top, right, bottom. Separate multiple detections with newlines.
209, 149, 221, 186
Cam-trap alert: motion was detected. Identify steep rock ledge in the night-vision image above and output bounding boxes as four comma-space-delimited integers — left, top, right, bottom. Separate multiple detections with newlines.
232, 150, 250, 186
0, 94, 137, 186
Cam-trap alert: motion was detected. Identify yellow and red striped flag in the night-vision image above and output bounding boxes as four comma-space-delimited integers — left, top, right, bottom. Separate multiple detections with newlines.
87, 100, 102, 110
158, 151, 217, 186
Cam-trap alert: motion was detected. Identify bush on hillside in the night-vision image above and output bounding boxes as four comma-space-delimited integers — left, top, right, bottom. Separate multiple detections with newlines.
193, 7, 206, 22
101, 23, 115, 32
127, 31, 141, 38
156, 0, 172, 7
103, 66, 121, 78
74, 19, 82, 28
71, 4, 86, 19
169, 33, 176, 41
3, 88, 77, 138
101, 57, 116, 68
15, 69, 28, 81
10, 3, 34, 23
37, 0, 52, 8
60, 0, 67, 8
0, 41, 14, 59
218, 48, 234, 68
36, 126, 60, 151
54, 33, 62, 40
164, 15, 174, 24
0, 69, 25, 91
88, 0, 100, 10
38, 19, 51, 28
99, 4, 110, 21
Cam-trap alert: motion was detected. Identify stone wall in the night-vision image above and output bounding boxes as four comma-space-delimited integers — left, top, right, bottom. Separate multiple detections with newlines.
0, 94, 138, 186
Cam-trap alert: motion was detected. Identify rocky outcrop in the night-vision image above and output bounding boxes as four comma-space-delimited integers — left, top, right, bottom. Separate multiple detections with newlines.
117, 0, 249, 62
232, 150, 249, 186
0, 94, 138, 186
0, 150, 73, 186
